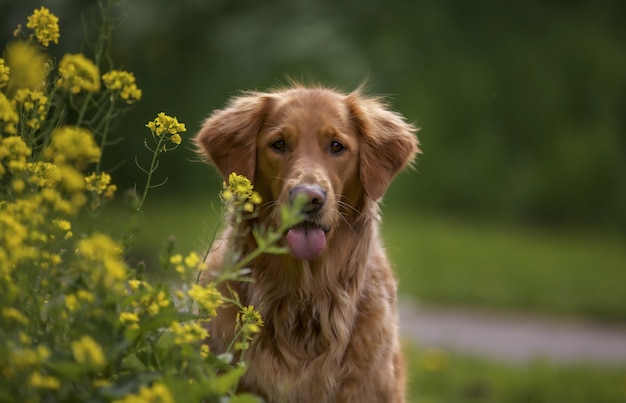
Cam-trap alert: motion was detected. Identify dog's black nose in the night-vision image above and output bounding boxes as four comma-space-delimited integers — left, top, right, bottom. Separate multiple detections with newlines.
290, 184, 326, 213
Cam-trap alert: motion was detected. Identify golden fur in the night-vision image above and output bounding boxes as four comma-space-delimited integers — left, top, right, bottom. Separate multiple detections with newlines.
195, 84, 419, 402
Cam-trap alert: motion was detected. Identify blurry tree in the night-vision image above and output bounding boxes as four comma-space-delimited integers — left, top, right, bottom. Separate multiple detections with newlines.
2, 0, 624, 232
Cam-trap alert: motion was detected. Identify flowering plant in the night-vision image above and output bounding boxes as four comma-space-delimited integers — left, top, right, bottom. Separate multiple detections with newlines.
0, 4, 301, 402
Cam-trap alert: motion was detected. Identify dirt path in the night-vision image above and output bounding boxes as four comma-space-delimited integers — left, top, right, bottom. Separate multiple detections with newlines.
398, 299, 626, 366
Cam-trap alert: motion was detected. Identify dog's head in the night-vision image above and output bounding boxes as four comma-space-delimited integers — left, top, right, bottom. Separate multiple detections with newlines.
195, 85, 419, 261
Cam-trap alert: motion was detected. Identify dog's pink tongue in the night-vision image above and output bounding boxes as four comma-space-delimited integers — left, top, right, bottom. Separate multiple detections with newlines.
286, 224, 326, 261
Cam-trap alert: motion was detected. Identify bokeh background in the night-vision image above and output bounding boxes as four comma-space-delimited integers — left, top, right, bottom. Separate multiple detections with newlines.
3, 0, 626, 401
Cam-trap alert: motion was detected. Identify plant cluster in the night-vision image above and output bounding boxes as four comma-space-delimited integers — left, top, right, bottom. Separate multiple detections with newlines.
0, 4, 297, 402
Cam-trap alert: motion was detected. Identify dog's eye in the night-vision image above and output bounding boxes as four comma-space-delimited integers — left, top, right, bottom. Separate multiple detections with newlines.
271, 139, 286, 152
330, 141, 345, 154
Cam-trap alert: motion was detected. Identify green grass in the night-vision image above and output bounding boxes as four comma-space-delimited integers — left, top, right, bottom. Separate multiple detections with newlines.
95, 194, 626, 322
404, 344, 626, 403
382, 208, 626, 322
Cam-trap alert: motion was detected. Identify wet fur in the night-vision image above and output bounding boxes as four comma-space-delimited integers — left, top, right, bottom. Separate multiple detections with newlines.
195, 84, 419, 402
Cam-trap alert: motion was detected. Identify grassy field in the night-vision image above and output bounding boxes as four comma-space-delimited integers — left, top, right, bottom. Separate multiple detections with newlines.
404, 344, 626, 403
382, 207, 626, 322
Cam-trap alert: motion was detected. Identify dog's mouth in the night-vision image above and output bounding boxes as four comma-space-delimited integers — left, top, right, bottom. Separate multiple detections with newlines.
285, 221, 330, 261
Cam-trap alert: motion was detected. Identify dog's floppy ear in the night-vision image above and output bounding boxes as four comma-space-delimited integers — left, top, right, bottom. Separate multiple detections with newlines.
195, 92, 273, 182
346, 90, 420, 201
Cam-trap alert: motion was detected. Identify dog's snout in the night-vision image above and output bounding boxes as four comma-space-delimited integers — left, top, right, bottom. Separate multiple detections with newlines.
290, 184, 327, 213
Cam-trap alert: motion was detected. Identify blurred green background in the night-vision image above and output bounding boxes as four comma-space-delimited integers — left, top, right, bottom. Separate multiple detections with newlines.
3, 1, 626, 401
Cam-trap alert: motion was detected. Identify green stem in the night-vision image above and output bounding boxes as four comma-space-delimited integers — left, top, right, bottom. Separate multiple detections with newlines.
135, 134, 165, 212
95, 99, 115, 173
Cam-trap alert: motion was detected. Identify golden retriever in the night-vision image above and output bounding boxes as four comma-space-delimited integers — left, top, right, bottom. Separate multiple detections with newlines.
195, 84, 419, 402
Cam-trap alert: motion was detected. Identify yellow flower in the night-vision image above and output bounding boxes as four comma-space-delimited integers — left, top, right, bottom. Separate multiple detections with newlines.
29, 371, 60, 390
56, 54, 100, 94
222, 173, 262, 212
200, 344, 210, 359
76, 233, 127, 287
0, 58, 9, 88
237, 305, 264, 334
146, 290, 170, 316
184, 252, 200, 268
26, 161, 61, 187
26, 7, 60, 47
128, 279, 146, 292
169, 254, 183, 265
2, 307, 29, 325
77, 289, 94, 302
119, 312, 140, 330
169, 321, 209, 344
5, 42, 47, 90
102, 70, 142, 103
85, 172, 114, 195
188, 283, 223, 317
43, 126, 101, 167
53, 219, 71, 232
113, 383, 174, 403
65, 294, 78, 311
1, 136, 31, 172
13, 89, 48, 130
71, 335, 106, 369
170, 133, 182, 145
0, 93, 19, 135
146, 112, 186, 137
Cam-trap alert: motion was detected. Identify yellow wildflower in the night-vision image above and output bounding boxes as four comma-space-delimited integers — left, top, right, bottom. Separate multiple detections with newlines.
104, 183, 117, 198
26, 161, 61, 187
237, 305, 264, 334
26, 7, 60, 47
146, 112, 186, 137
2, 307, 29, 325
53, 219, 71, 232
0, 58, 9, 88
1, 135, 31, 172
128, 279, 147, 292
5, 42, 47, 90
43, 126, 101, 168
85, 172, 114, 195
200, 344, 210, 359
119, 312, 140, 330
13, 89, 48, 130
76, 289, 95, 303
56, 54, 100, 94
170, 321, 209, 344
29, 371, 60, 390
146, 290, 170, 316
12, 178, 25, 193
188, 283, 223, 317
102, 70, 142, 103
184, 252, 200, 268
113, 383, 174, 403
0, 93, 19, 135
222, 173, 262, 212
170, 133, 182, 145
65, 294, 78, 311
169, 254, 183, 265
71, 335, 106, 369
76, 233, 127, 287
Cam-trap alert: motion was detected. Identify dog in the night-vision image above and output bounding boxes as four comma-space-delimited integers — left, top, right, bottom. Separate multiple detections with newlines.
195, 84, 419, 402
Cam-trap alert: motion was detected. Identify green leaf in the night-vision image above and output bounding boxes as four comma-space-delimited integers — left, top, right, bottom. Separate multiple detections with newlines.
208, 365, 247, 395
